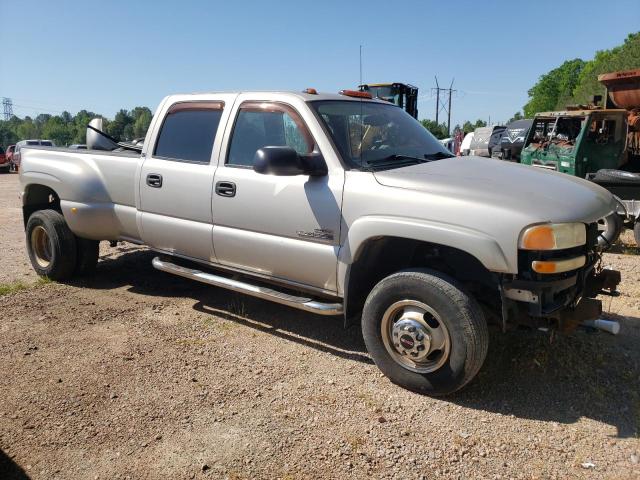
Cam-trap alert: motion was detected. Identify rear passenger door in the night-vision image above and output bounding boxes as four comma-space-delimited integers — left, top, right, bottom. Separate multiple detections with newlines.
139, 97, 233, 262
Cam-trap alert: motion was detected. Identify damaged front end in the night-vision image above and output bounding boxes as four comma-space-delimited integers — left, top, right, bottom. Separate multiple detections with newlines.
500, 221, 622, 333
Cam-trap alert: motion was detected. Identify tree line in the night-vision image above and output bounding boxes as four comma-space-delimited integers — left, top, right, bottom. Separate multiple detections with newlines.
0, 107, 153, 148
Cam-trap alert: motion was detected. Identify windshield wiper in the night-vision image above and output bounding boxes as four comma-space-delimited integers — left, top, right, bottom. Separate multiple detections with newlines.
424, 151, 455, 160
366, 154, 429, 165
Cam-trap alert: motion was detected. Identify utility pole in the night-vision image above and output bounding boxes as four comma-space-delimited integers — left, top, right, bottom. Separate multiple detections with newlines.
431, 78, 456, 136
2, 97, 13, 121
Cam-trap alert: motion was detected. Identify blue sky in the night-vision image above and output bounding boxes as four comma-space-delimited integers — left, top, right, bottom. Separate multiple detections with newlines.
1, 0, 638, 127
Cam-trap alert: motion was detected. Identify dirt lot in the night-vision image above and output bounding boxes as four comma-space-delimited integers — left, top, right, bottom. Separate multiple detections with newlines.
1, 172, 639, 479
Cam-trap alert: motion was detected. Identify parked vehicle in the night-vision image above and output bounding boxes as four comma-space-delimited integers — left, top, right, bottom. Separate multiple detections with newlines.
487, 126, 506, 158
439, 137, 454, 153
358, 83, 419, 118
13, 140, 56, 172
68, 144, 87, 149
492, 119, 533, 161
469, 126, 505, 157
521, 68, 640, 245
6, 145, 16, 172
19, 89, 622, 396
459, 131, 474, 156
0, 146, 7, 172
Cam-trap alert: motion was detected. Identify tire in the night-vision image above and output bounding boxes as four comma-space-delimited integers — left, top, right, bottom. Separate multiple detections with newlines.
592, 169, 640, 184
26, 209, 77, 281
75, 238, 100, 276
635, 222, 640, 247
362, 269, 488, 396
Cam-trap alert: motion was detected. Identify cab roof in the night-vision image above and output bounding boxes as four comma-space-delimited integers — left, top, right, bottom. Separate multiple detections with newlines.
182, 90, 392, 104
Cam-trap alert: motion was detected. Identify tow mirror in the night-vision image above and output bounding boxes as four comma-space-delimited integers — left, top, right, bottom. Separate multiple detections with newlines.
253, 146, 327, 176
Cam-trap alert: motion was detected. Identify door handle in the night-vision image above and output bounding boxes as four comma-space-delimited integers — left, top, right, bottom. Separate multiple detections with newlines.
146, 173, 163, 188
215, 181, 236, 197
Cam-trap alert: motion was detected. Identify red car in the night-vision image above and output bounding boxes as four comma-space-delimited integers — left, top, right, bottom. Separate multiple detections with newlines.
0, 146, 8, 173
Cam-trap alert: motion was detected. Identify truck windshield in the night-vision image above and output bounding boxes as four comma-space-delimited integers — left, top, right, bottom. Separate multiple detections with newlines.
311, 100, 453, 170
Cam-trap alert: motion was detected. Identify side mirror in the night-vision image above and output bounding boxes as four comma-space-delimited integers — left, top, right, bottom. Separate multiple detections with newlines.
253, 146, 327, 176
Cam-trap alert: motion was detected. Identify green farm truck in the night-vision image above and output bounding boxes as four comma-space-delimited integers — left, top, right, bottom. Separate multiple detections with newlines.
520, 68, 640, 244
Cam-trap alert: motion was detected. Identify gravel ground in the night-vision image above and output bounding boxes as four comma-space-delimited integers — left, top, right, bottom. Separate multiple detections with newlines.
1, 172, 639, 479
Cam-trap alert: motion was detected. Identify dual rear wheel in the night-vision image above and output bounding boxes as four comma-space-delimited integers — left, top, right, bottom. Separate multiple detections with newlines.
26, 209, 99, 281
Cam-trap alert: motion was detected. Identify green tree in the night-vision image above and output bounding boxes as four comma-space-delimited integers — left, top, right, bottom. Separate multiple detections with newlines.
508, 112, 525, 123
571, 32, 640, 104
17, 117, 39, 140
462, 119, 487, 134
107, 109, 134, 140
42, 116, 73, 146
132, 107, 152, 138
420, 119, 449, 139
523, 58, 585, 116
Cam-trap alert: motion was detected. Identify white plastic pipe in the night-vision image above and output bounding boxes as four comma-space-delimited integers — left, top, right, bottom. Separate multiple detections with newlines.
582, 319, 620, 335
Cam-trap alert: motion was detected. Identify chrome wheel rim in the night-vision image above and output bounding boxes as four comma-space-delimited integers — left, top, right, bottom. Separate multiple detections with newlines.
31, 225, 52, 268
381, 300, 451, 373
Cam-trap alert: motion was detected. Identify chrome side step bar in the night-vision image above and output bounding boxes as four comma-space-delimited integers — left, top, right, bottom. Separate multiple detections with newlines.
152, 257, 343, 316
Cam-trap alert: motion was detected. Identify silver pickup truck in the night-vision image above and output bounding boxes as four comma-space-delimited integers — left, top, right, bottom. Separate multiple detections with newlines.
19, 89, 623, 395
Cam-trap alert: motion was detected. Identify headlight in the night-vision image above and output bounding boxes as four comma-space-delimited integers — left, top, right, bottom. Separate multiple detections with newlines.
519, 223, 586, 250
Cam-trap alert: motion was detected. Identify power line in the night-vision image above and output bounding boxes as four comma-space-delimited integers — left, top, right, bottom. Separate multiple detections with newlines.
431, 77, 456, 136
2, 98, 13, 120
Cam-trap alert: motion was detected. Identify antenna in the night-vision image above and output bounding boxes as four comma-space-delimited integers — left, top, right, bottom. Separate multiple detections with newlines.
359, 45, 363, 85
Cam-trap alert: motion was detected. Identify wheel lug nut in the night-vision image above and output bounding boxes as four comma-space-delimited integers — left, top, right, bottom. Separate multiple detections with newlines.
417, 345, 425, 351
408, 326, 416, 332
416, 334, 424, 341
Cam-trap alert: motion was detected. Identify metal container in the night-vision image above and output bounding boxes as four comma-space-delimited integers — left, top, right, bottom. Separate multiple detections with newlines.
598, 69, 640, 110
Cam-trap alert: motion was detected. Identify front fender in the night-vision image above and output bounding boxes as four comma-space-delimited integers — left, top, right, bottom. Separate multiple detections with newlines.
337, 215, 512, 295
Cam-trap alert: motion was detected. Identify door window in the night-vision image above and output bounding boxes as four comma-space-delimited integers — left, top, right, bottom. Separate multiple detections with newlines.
227, 102, 314, 167
154, 102, 224, 163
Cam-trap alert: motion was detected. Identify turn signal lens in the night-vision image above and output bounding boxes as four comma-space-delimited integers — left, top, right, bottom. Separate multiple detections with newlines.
519, 223, 586, 250
532, 256, 586, 274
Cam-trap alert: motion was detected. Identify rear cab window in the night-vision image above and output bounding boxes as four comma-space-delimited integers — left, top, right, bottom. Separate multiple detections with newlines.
154, 101, 224, 163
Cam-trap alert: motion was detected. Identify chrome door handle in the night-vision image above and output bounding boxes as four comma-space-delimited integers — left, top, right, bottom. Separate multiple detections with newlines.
146, 173, 163, 188
215, 181, 236, 197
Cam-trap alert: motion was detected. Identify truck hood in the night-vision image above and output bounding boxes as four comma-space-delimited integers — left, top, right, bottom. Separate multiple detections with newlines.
372, 156, 617, 223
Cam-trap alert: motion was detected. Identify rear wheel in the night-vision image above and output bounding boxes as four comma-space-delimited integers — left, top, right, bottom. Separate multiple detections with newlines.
362, 269, 488, 396
26, 210, 77, 280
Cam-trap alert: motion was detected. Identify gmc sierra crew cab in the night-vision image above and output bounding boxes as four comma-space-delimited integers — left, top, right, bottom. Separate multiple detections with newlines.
19, 89, 623, 395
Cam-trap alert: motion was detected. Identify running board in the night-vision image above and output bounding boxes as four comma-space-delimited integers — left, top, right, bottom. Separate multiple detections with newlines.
151, 257, 343, 316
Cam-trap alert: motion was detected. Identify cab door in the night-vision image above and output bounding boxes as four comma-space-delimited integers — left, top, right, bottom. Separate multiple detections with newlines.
139, 97, 232, 261
211, 99, 343, 293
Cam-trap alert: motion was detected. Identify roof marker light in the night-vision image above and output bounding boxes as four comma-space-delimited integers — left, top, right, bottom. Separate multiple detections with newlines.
339, 89, 372, 99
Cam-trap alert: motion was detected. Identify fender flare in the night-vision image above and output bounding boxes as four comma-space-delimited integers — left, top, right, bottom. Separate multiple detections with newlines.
337, 215, 512, 295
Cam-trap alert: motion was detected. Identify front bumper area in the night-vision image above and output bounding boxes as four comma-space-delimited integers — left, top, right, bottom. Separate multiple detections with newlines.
500, 267, 621, 332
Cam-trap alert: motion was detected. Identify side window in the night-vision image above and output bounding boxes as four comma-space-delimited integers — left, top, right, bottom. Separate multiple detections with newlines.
227, 103, 313, 167
154, 102, 224, 163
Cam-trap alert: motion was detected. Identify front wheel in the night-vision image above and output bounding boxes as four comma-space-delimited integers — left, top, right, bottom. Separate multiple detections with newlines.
362, 269, 488, 396
26, 209, 77, 280
634, 222, 640, 247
